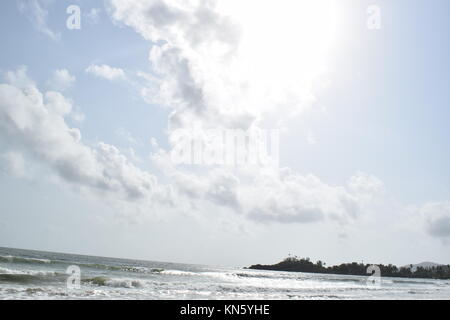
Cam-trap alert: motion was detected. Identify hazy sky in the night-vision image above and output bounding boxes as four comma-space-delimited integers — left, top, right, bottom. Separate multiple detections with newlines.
0, 0, 449, 267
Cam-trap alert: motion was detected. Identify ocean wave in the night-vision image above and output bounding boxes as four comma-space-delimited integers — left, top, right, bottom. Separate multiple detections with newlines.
0, 266, 61, 276
161, 270, 198, 276
83, 276, 145, 289
0, 274, 42, 284
0, 287, 72, 299
0, 255, 166, 275
120, 266, 164, 274
235, 272, 276, 279
70, 262, 164, 274
0, 255, 52, 265
0, 269, 62, 284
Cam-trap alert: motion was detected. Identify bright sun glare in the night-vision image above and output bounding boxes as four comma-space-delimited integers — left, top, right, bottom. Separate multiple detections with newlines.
217, 0, 339, 116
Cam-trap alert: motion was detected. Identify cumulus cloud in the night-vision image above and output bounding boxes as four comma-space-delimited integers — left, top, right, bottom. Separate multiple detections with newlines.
4, 65, 35, 88
0, 3, 400, 229
347, 172, 385, 200
170, 168, 241, 212
105, 0, 385, 226
0, 66, 390, 227
246, 169, 357, 224
85, 64, 126, 81
47, 69, 75, 91
149, 145, 383, 225
0, 67, 169, 208
108, 0, 336, 131
18, 0, 60, 41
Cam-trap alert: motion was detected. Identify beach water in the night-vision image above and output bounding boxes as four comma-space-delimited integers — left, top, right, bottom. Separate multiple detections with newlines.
0, 247, 449, 300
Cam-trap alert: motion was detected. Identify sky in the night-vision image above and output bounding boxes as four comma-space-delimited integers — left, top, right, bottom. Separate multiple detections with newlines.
0, 0, 449, 268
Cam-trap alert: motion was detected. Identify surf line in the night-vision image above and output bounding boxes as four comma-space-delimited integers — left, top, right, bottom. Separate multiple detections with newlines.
180, 304, 215, 318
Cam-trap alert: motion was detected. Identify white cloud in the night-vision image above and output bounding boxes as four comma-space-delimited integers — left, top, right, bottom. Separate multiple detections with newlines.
106, 0, 387, 226
85, 64, 126, 81
347, 172, 385, 198
47, 69, 75, 91
0, 67, 170, 211
5, 2, 446, 245
70, 108, 85, 123
149, 146, 383, 225
4, 65, 35, 88
108, 0, 337, 132
18, 0, 60, 41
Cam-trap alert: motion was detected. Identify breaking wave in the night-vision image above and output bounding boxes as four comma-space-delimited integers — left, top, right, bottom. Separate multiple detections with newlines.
83, 276, 145, 288
0, 255, 165, 275
0, 267, 63, 284
160, 270, 198, 276
0, 255, 52, 265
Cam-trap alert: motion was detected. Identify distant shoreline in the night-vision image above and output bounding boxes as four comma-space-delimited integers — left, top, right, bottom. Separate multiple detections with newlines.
248, 257, 450, 280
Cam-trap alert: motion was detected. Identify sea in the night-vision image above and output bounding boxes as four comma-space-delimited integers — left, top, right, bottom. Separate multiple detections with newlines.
0, 247, 449, 300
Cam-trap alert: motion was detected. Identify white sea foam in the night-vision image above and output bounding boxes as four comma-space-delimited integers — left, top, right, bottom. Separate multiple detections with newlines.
160, 270, 198, 276
1, 248, 449, 300
104, 278, 145, 289
0, 255, 51, 264
0, 266, 57, 276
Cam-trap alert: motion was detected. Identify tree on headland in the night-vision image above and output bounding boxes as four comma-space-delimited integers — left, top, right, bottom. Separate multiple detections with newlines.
248, 256, 450, 280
